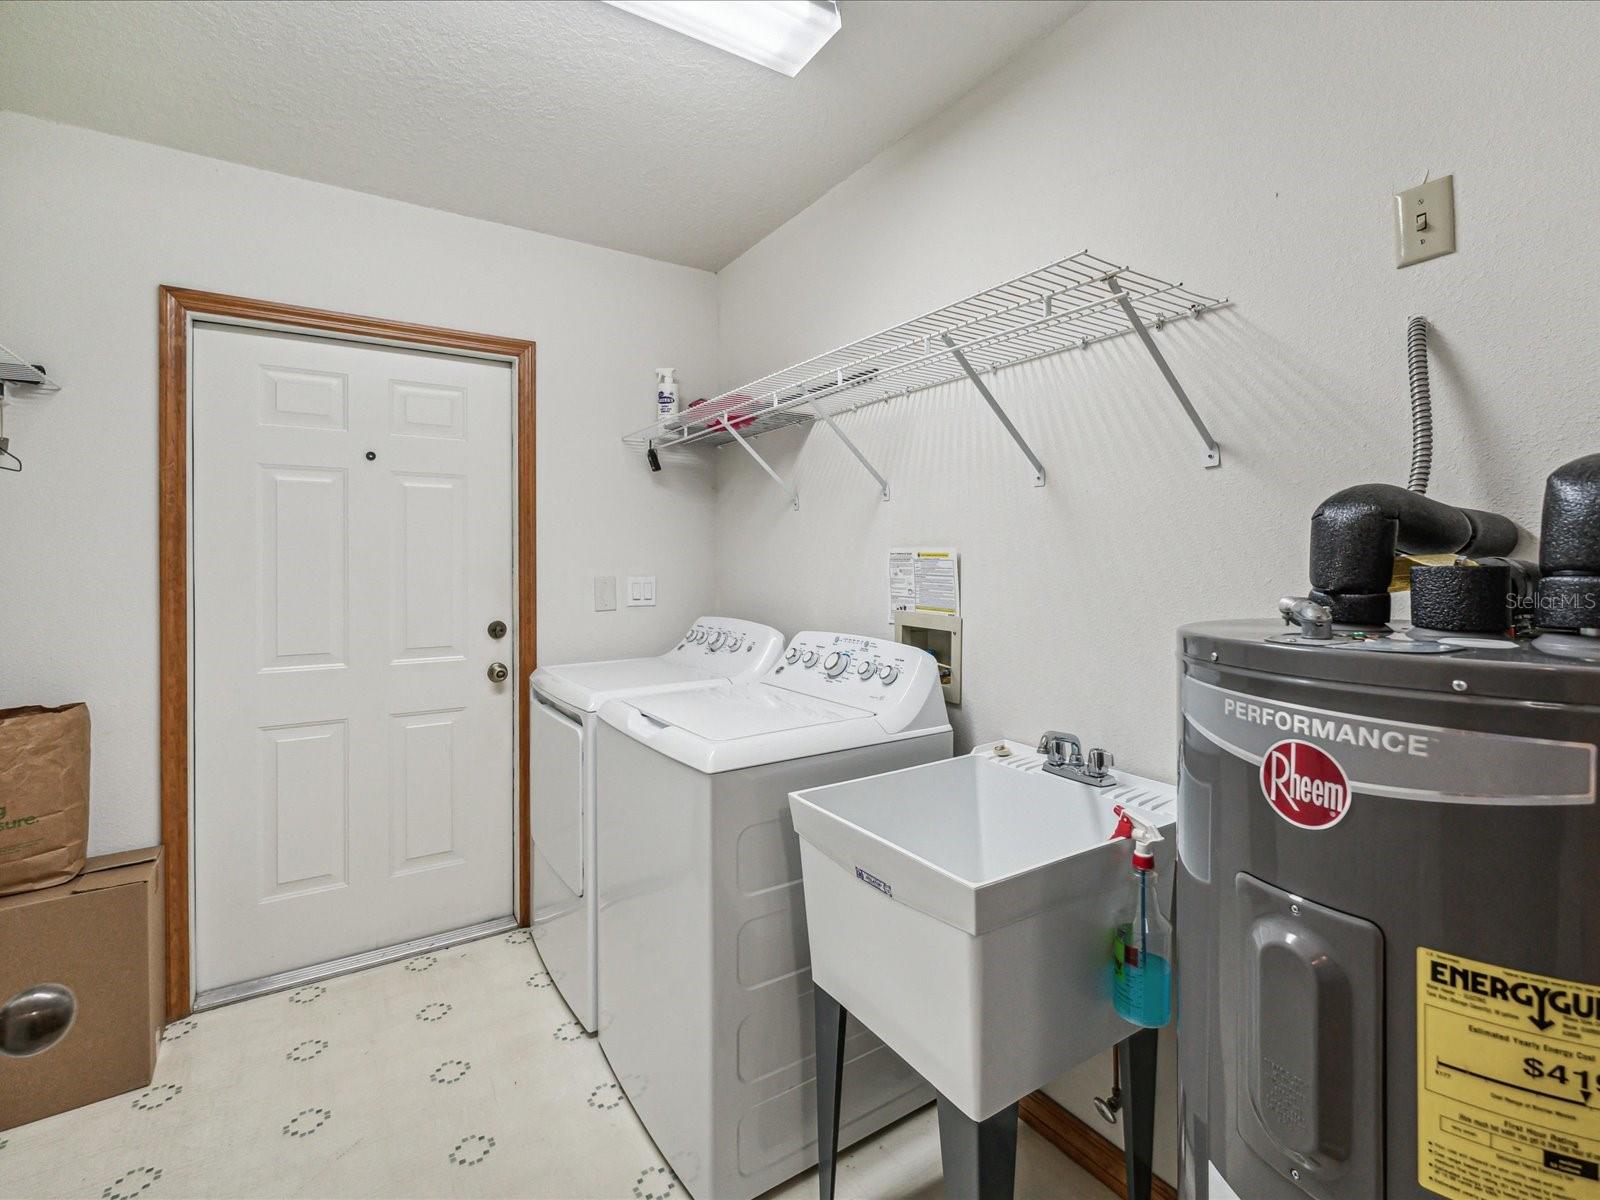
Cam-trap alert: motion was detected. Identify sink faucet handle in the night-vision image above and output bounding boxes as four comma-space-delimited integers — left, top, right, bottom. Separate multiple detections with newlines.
1042, 734, 1118, 789
1037, 731, 1083, 768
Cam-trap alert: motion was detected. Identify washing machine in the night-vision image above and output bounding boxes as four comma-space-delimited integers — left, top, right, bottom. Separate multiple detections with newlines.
529, 617, 783, 1032
594, 631, 952, 1200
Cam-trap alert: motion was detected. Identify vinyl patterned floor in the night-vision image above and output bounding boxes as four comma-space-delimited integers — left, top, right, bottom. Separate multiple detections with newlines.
0, 932, 1113, 1200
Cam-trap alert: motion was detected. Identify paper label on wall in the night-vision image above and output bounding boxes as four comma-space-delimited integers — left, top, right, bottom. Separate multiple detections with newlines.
889, 548, 959, 621
1417, 946, 1600, 1199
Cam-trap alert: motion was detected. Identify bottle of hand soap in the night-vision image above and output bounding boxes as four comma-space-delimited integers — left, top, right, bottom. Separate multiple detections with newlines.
1111, 809, 1172, 1028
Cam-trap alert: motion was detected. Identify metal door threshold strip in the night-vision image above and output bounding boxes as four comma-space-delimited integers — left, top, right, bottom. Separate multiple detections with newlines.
191, 914, 520, 1011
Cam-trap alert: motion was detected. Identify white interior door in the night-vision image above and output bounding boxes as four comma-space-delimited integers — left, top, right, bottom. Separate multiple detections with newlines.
192, 323, 516, 996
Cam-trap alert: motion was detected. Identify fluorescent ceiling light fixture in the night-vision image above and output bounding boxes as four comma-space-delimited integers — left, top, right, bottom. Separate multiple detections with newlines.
605, 1, 842, 77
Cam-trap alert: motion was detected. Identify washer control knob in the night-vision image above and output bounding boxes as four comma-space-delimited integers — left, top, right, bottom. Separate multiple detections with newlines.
878, 663, 899, 685
802, 650, 819, 667
785, 646, 801, 664
856, 660, 876, 679
824, 651, 848, 678
692, 629, 706, 643
726, 635, 743, 652
709, 631, 726, 650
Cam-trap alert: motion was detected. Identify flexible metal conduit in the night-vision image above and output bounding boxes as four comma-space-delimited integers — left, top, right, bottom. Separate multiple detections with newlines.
1407, 316, 1432, 493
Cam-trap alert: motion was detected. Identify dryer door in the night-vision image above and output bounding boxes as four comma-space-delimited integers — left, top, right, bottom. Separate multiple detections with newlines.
531, 691, 585, 897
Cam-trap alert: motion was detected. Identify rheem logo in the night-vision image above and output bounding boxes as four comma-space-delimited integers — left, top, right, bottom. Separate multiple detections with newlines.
1260, 739, 1351, 829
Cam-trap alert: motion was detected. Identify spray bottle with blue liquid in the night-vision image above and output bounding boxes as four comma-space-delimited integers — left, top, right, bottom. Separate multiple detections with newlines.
1111, 807, 1172, 1028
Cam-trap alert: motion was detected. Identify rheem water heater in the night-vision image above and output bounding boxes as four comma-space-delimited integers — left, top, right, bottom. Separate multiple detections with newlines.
1177, 457, 1600, 1200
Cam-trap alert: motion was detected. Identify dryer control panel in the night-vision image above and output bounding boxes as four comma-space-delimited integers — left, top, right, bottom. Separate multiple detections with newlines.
667, 617, 784, 674
768, 631, 944, 733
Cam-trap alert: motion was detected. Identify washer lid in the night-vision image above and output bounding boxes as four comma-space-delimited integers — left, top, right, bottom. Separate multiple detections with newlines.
630, 681, 870, 741
531, 657, 722, 713
598, 681, 928, 773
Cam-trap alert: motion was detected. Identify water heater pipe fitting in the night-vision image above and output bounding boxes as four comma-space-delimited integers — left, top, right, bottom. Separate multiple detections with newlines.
1308, 484, 1517, 625
1536, 453, 1600, 631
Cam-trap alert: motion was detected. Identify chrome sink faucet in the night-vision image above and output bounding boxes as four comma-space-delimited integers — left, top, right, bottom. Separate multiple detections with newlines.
1038, 730, 1117, 788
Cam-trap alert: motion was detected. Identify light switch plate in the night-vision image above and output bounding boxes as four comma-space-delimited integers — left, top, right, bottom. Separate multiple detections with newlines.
626, 576, 656, 607
1395, 174, 1455, 268
594, 575, 617, 612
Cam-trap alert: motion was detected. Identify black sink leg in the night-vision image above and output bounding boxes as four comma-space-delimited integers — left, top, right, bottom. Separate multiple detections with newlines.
815, 985, 848, 1200
936, 1092, 1018, 1200
1119, 1027, 1159, 1200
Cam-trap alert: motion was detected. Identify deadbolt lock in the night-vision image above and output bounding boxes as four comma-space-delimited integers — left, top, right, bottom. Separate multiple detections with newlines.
487, 662, 509, 684
487, 620, 507, 640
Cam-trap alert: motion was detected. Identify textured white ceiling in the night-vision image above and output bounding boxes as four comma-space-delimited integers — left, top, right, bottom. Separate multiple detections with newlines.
0, 0, 1083, 270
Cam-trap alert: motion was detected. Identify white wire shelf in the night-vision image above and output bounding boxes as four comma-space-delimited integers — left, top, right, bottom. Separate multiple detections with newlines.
0, 340, 59, 396
0, 341, 57, 474
623, 250, 1226, 505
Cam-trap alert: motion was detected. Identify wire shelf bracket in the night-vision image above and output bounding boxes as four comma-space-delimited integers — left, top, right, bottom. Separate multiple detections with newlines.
1106, 277, 1221, 469
723, 419, 799, 510
812, 387, 890, 500
621, 250, 1227, 503
942, 333, 1046, 487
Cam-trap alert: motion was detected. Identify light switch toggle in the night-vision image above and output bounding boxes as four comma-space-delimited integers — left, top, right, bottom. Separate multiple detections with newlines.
1395, 174, 1455, 268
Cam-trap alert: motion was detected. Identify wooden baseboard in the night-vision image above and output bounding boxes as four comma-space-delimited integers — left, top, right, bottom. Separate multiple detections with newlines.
1019, 1090, 1176, 1200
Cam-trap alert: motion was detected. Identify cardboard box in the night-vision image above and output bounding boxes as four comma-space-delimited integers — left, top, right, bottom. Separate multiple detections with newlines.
0, 847, 164, 1131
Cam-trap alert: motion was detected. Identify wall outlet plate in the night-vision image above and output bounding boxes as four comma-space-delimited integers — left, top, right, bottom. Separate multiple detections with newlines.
626, 576, 656, 607
1395, 175, 1455, 268
594, 575, 617, 612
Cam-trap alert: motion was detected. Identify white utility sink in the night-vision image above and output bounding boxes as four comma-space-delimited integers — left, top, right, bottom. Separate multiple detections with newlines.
790, 741, 1175, 1121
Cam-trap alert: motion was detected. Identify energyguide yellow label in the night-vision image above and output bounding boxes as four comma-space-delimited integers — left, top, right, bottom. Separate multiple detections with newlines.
1418, 947, 1600, 1199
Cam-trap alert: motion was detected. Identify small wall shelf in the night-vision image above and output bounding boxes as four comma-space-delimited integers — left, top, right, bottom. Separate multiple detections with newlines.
0, 341, 60, 398
0, 341, 61, 473
622, 250, 1227, 506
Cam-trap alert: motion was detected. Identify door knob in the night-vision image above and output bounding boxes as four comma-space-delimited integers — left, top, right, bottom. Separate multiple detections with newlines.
487, 662, 509, 683
0, 984, 76, 1057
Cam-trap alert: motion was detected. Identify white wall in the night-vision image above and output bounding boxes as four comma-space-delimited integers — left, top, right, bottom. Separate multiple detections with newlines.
0, 112, 719, 858
711, 0, 1600, 1178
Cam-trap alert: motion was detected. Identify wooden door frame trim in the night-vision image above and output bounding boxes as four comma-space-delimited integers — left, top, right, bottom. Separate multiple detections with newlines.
159, 286, 536, 1022
1019, 1090, 1177, 1200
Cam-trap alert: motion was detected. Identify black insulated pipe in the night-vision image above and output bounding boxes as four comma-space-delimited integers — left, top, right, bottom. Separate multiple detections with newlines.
1308, 484, 1518, 625
1536, 453, 1600, 631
